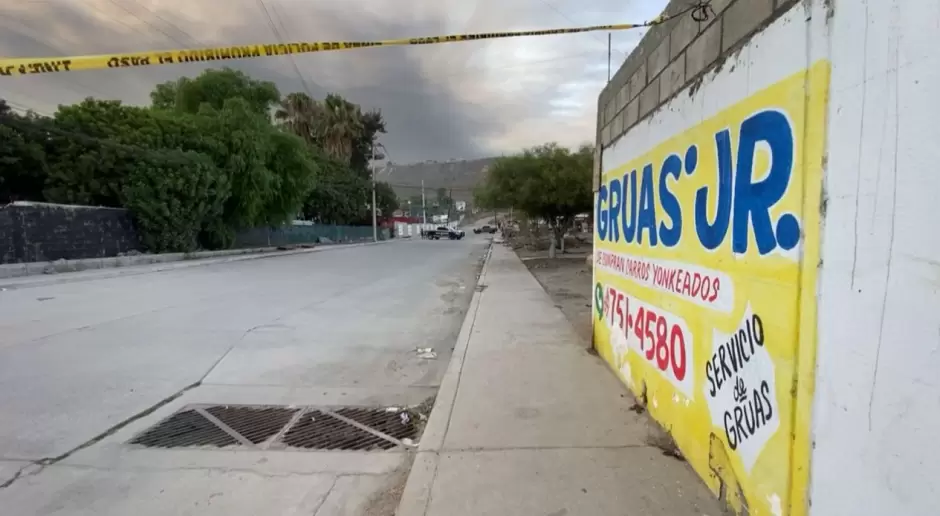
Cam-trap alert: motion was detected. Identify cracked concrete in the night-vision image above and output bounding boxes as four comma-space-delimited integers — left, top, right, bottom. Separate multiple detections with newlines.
0, 236, 490, 514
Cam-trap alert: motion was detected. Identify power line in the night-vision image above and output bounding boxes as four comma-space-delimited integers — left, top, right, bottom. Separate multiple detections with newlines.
117, 0, 203, 47
535, 0, 628, 57
256, 0, 316, 98
104, 0, 191, 47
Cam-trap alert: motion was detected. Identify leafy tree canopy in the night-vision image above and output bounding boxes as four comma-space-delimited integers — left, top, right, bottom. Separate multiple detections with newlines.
476, 142, 594, 256
151, 68, 280, 116
1, 67, 394, 254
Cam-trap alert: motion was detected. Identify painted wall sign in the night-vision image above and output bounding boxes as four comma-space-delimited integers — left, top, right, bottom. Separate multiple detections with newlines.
594, 61, 829, 516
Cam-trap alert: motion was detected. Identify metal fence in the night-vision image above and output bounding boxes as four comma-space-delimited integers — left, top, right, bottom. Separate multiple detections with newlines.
233, 223, 390, 248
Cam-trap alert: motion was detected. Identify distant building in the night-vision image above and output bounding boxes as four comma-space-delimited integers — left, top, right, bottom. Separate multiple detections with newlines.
455, 201, 467, 212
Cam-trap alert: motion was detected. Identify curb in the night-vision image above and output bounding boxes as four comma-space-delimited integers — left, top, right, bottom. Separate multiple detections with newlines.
396, 242, 494, 516
0, 240, 389, 290
0, 241, 388, 280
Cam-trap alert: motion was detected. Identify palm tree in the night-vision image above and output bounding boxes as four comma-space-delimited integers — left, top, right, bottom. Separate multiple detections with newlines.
315, 93, 364, 164
274, 92, 318, 145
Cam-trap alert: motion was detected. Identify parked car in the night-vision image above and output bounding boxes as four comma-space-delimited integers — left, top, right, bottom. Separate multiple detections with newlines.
474, 225, 497, 234
423, 226, 464, 240
441, 226, 464, 240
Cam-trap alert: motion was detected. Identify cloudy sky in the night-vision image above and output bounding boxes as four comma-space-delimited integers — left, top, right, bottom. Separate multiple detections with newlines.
0, 0, 665, 163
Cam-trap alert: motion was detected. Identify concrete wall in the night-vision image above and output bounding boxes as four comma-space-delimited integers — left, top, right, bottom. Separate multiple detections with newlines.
810, 1, 940, 515
0, 201, 141, 263
593, 1, 940, 515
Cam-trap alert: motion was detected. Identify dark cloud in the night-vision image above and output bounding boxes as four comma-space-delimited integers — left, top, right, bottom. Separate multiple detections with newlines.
0, 0, 666, 162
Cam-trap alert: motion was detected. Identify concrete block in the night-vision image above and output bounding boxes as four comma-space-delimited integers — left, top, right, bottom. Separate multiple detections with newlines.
627, 62, 646, 101
708, 0, 736, 17
616, 81, 630, 113
660, 52, 687, 102
722, 0, 775, 52
639, 76, 661, 118
604, 100, 617, 125
647, 37, 670, 80
624, 98, 639, 131
611, 108, 624, 140
601, 124, 612, 147
686, 21, 722, 79
670, 10, 700, 59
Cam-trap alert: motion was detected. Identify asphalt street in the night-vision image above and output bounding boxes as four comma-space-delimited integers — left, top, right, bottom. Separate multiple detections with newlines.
0, 235, 489, 515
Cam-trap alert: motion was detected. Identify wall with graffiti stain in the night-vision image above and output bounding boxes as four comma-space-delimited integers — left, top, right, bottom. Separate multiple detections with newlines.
593, 2, 830, 515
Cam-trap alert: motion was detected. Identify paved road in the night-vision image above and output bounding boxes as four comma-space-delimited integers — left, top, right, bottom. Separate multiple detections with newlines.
0, 236, 489, 515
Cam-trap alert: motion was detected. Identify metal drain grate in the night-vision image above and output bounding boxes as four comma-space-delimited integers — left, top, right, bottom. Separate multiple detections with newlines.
282, 410, 397, 450
334, 408, 418, 443
206, 406, 298, 444
129, 409, 239, 448
129, 404, 422, 451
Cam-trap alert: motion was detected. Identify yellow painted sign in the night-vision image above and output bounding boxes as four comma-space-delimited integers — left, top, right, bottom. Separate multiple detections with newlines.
592, 61, 829, 516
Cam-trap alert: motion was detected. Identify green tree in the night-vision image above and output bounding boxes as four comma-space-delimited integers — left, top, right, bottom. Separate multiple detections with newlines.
302, 157, 370, 225
151, 68, 280, 116
264, 129, 318, 223
0, 101, 50, 202
275, 91, 318, 145
123, 149, 229, 253
374, 181, 399, 217
316, 93, 363, 163
349, 109, 386, 176
478, 143, 593, 257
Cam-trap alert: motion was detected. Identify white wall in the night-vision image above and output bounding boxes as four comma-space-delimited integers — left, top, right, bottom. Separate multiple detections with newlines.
811, 1, 940, 514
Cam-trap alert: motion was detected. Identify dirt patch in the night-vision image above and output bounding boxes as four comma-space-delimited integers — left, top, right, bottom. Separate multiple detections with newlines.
512, 233, 593, 261
519, 253, 593, 345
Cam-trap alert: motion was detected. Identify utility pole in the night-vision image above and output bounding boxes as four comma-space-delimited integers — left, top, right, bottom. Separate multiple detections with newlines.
447, 187, 453, 224
607, 33, 612, 83
421, 180, 427, 224
371, 142, 378, 242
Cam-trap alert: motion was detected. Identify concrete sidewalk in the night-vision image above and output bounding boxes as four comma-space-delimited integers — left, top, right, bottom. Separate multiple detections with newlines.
397, 243, 724, 516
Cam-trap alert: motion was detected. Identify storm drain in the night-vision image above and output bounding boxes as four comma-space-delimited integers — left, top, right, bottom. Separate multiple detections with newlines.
206, 406, 298, 444
282, 410, 398, 450
129, 409, 239, 448
128, 405, 420, 451
334, 407, 418, 442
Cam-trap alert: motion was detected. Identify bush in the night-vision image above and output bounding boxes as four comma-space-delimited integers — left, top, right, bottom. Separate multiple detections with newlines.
123, 151, 229, 253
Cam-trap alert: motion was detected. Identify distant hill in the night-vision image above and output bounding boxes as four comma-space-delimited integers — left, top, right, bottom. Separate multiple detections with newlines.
375, 157, 497, 205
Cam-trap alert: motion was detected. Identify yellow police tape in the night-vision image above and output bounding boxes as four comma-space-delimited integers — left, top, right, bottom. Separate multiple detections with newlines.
0, 17, 673, 78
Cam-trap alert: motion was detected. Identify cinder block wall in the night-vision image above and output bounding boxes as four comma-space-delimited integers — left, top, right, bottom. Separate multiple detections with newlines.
594, 0, 799, 187
0, 202, 141, 263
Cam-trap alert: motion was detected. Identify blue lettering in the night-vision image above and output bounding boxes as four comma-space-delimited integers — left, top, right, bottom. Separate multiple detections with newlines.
636, 164, 658, 246
622, 171, 638, 243
598, 109, 798, 255
658, 154, 682, 247
609, 178, 622, 242
596, 183, 608, 240
695, 129, 733, 250
732, 110, 798, 254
